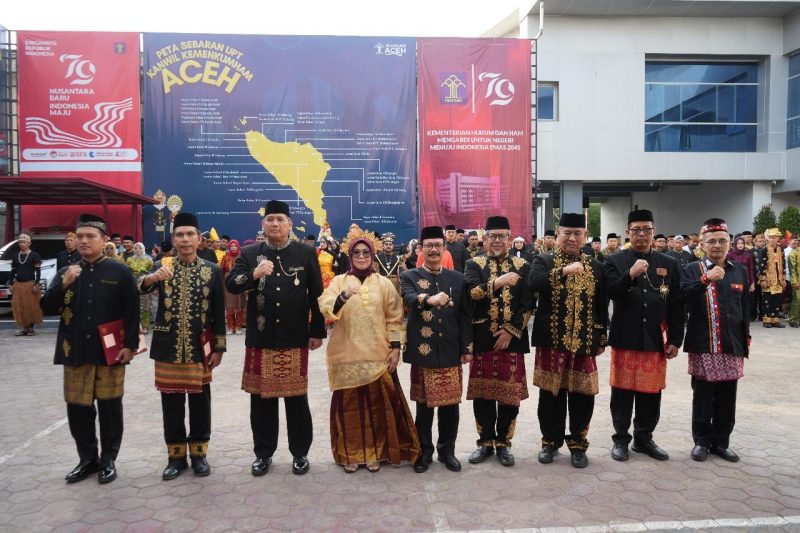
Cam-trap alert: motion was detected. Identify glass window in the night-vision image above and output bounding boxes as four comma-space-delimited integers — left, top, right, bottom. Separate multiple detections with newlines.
538, 83, 557, 121
645, 60, 758, 152
788, 53, 800, 149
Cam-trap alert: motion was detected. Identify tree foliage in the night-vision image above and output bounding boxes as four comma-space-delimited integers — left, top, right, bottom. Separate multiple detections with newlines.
753, 204, 777, 235
778, 205, 800, 237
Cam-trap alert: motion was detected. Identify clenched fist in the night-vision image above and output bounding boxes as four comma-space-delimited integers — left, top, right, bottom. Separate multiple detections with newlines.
253, 259, 274, 280
562, 262, 585, 276
62, 265, 82, 288
629, 259, 649, 279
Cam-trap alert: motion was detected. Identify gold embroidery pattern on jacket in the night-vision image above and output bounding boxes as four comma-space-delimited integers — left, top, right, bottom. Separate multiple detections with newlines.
550, 251, 596, 354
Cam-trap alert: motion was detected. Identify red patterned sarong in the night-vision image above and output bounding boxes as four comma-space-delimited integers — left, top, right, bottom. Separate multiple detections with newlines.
242, 347, 309, 398
533, 348, 598, 396
609, 348, 666, 393
466, 351, 528, 407
410, 366, 463, 407
688, 352, 744, 382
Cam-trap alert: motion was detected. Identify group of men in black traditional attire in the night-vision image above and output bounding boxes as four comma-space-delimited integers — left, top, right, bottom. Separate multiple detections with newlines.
41, 202, 751, 484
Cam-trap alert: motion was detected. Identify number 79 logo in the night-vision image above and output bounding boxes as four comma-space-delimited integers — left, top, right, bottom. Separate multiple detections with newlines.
478, 72, 515, 106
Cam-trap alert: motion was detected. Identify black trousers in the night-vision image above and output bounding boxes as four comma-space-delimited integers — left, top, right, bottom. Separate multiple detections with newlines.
538, 389, 594, 450
610, 387, 661, 446
750, 288, 761, 320
67, 399, 123, 465
161, 384, 211, 456
761, 292, 782, 319
415, 402, 459, 458
691, 377, 737, 449
250, 394, 313, 459
473, 398, 519, 447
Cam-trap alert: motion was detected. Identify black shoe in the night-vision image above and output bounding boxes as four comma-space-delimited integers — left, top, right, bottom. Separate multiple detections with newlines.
437, 455, 461, 472
691, 445, 708, 462
538, 444, 558, 464
468, 445, 494, 464
631, 441, 669, 461
65, 458, 99, 483
611, 443, 629, 462
162, 459, 188, 480
570, 450, 589, 468
98, 459, 117, 484
710, 446, 740, 462
251, 456, 272, 476
496, 447, 515, 467
413, 455, 432, 473
191, 457, 210, 476
292, 456, 310, 475
772, 321, 786, 328
763, 322, 772, 328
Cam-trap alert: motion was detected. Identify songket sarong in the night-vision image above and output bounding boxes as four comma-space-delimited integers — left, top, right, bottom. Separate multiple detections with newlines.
64, 364, 125, 406
533, 348, 599, 396
11, 280, 43, 327
242, 347, 309, 398
466, 350, 529, 407
155, 361, 211, 394
688, 352, 744, 382
609, 348, 666, 393
410, 366, 463, 407
330, 371, 421, 465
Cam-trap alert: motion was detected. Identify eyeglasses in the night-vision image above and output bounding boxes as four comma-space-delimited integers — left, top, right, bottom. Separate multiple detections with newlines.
486, 233, 510, 241
704, 239, 729, 246
559, 231, 584, 240
629, 227, 655, 235
423, 243, 444, 250
351, 250, 371, 258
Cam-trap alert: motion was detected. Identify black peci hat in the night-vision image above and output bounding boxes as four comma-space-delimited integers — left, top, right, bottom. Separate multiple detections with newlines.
420, 226, 445, 242
628, 209, 654, 224
76, 213, 107, 235
559, 212, 586, 228
173, 212, 199, 231
263, 200, 290, 217
485, 216, 510, 231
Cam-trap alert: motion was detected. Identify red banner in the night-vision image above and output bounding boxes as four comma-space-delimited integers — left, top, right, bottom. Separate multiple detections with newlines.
418, 38, 532, 238
16, 31, 141, 235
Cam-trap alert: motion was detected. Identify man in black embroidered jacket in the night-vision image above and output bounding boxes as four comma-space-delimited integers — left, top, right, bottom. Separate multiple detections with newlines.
604, 209, 684, 462
226, 200, 325, 476
464, 216, 533, 467
376, 232, 404, 294
681, 218, 750, 463
529, 213, 608, 468
41, 214, 139, 485
139, 212, 226, 480
401, 226, 472, 473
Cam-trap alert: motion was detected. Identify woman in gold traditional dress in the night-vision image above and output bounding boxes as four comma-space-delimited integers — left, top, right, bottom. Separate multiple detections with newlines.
103, 242, 125, 263
317, 238, 336, 288
318, 232, 420, 473
126, 242, 154, 333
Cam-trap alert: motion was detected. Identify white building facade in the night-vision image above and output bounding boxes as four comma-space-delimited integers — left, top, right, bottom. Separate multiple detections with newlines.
486, 0, 800, 236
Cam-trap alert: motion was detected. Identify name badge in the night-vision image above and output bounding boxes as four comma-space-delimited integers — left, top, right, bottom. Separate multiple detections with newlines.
731, 283, 744, 292
656, 268, 667, 276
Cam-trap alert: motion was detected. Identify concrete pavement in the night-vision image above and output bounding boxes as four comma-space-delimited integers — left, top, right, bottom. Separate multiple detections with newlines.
0, 325, 799, 532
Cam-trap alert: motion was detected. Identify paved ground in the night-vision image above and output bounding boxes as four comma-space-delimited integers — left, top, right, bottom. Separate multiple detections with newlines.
0, 323, 799, 532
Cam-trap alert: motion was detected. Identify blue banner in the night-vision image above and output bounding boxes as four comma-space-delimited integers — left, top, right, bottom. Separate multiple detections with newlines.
143, 34, 417, 246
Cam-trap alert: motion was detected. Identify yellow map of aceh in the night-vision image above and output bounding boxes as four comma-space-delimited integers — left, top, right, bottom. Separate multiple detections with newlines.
245, 130, 330, 227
